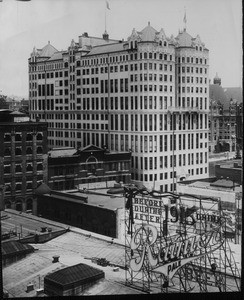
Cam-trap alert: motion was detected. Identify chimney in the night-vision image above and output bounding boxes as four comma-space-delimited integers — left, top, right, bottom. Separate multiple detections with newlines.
103, 31, 109, 40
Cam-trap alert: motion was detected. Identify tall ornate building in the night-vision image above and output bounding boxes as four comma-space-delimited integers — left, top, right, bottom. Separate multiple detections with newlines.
28, 23, 209, 191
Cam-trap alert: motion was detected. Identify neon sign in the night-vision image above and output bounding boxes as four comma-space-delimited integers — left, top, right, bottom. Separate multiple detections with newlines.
130, 224, 223, 279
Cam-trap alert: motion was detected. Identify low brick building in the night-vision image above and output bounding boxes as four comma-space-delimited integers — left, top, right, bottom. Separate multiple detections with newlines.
48, 145, 131, 191
215, 162, 242, 185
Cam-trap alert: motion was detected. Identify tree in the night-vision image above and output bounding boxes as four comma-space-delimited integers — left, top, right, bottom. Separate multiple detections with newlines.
0, 95, 8, 109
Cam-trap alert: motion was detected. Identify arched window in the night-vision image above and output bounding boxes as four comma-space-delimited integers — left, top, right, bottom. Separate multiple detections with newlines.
26, 198, 33, 211
26, 133, 33, 141
15, 201, 22, 211
15, 134, 22, 141
144, 52, 147, 59
37, 146, 43, 154
26, 164, 33, 172
4, 134, 11, 142
26, 147, 32, 155
37, 133, 43, 140
5, 201, 11, 209
37, 164, 43, 171
86, 156, 98, 174
159, 41, 162, 46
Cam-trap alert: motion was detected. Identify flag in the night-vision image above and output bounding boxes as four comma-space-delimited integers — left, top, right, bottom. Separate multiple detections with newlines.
106, 1, 110, 10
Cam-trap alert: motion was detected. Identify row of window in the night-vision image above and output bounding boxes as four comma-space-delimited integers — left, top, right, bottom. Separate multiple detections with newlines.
4, 163, 43, 173
131, 166, 208, 184
131, 152, 207, 171
4, 146, 43, 156
4, 133, 43, 142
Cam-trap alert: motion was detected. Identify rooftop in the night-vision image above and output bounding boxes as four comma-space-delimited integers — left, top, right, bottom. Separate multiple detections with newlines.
68, 190, 125, 210
48, 147, 77, 158
45, 263, 104, 286
2, 210, 241, 296
2, 240, 34, 257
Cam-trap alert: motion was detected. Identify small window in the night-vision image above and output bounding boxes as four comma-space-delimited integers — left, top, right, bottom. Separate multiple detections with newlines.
37, 146, 43, 154
15, 148, 22, 155
4, 134, 11, 142
37, 164, 43, 171
15, 134, 22, 141
4, 148, 11, 156
26, 133, 33, 141
26, 147, 32, 155
15, 165, 22, 173
37, 133, 43, 140
26, 164, 33, 172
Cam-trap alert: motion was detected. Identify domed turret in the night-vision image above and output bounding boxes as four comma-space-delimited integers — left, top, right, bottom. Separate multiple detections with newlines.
214, 73, 221, 85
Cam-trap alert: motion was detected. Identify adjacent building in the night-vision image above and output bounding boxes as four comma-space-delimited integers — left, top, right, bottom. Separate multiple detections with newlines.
29, 23, 210, 190
37, 188, 125, 239
48, 145, 131, 190
0, 109, 48, 212
209, 74, 243, 154
44, 263, 105, 296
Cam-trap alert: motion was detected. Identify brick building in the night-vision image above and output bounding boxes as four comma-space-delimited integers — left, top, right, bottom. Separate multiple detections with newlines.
48, 145, 131, 191
0, 109, 48, 212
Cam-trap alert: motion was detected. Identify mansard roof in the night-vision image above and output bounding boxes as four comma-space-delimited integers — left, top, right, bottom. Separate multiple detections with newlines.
48, 51, 64, 61
88, 42, 125, 56
39, 42, 58, 57
175, 29, 194, 47
138, 22, 158, 42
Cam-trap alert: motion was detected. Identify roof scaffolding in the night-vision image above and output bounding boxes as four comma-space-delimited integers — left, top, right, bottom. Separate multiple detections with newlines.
124, 187, 241, 293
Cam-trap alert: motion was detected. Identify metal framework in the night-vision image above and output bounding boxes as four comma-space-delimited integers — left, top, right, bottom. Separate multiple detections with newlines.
124, 187, 241, 293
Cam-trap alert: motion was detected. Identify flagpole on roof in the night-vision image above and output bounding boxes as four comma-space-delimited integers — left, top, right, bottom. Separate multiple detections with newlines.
183, 6, 187, 31
105, 1, 110, 34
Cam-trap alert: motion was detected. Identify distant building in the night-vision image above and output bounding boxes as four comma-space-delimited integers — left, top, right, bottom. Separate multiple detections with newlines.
48, 145, 131, 191
215, 162, 242, 185
177, 178, 242, 211
0, 109, 48, 213
44, 263, 105, 296
209, 74, 243, 154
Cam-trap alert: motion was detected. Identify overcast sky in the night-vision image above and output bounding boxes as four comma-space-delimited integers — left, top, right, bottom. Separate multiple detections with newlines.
0, 0, 242, 98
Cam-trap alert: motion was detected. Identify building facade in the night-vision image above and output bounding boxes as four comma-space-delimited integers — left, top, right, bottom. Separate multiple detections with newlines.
209, 74, 243, 154
0, 109, 48, 212
48, 145, 131, 190
29, 23, 210, 190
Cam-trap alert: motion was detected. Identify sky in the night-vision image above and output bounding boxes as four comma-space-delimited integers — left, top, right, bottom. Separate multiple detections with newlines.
0, 0, 242, 98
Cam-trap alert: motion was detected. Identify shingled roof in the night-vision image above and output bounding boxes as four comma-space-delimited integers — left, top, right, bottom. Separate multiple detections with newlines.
39, 42, 58, 57
44, 263, 104, 287
2, 240, 34, 257
175, 29, 194, 47
138, 22, 158, 42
